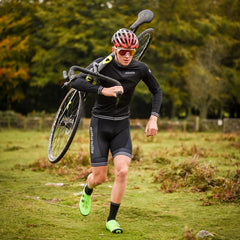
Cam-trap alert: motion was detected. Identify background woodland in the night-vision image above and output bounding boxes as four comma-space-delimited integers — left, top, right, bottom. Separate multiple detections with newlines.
0, 0, 239, 119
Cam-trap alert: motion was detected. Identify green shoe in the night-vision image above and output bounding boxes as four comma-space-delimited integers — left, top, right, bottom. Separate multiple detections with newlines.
79, 185, 92, 216
106, 220, 123, 234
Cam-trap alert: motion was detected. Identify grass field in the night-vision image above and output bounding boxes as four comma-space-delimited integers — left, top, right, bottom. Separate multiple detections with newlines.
0, 128, 239, 240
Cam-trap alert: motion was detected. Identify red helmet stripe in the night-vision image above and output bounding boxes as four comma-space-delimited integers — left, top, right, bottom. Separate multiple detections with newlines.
120, 33, 126, 43
129, 32, 133, 48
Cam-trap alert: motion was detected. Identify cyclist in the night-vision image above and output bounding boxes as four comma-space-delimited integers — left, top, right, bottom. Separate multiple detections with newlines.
71, 28, 162, 233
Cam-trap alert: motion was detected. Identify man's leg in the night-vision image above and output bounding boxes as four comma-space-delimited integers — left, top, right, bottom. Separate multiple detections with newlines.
106, 155, 131, 233
79, 166, 108, 216
87, 166, 108, 188
111, 155, 131, 204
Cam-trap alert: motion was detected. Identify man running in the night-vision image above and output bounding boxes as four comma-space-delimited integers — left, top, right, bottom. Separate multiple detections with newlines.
71, 28, 162, 233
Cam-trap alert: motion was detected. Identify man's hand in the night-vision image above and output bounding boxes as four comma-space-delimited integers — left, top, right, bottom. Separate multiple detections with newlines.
145, 115, 158, 137
101, 86, 124, 97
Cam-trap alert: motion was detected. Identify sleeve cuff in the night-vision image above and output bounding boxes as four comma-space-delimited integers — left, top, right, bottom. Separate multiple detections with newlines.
151, 112, 159, 118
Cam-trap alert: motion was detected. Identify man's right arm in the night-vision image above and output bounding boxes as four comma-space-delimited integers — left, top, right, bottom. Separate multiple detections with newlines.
70, 75, 100, 93
70, 58, 104, 94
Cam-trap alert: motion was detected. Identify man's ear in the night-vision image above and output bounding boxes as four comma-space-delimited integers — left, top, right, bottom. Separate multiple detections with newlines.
112, 46, 116, 53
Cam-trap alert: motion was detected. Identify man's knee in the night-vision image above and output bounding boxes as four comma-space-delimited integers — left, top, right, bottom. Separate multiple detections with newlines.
89, 166, 108, 187
115, 167, 129, 180
114, 155, 131, 180
93, 175, 107, 185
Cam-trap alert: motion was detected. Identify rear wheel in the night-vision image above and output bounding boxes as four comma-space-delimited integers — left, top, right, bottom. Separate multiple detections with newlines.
48, 88, 83, 163
134, 28, 154, 61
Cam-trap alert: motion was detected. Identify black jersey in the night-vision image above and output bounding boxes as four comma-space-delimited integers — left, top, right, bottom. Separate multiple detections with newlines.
71, 56, 162, 120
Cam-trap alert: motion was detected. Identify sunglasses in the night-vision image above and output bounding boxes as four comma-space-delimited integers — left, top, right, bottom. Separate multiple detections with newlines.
115, 47, 136, 57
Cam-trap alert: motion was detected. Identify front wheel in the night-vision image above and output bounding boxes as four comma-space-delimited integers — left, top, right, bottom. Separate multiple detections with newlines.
134, 28, 154, 61
48, 88, 83, 163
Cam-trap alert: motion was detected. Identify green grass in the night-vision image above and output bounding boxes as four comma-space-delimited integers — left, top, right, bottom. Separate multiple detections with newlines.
0, 128, 240, 240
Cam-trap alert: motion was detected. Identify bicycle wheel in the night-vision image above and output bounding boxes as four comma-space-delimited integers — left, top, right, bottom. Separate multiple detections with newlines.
134, 28, 154, 61
48, 88, 83, 163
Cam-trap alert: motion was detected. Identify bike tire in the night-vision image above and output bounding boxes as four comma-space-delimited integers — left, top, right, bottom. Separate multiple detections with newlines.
48, 88, 83, 163
134, 28, 154, 61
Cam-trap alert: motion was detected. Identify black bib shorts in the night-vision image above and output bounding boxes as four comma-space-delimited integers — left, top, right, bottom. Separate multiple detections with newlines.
89, 116, 132, 167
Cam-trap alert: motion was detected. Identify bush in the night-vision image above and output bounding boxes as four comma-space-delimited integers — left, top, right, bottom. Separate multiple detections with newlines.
153, 158, 215, 193
15, 149, 92, 181
153, 158, 240, 203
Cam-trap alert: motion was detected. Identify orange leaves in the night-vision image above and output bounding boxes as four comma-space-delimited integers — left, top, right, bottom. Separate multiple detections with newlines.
0, 12, 30, 102
0, 35, 29, 61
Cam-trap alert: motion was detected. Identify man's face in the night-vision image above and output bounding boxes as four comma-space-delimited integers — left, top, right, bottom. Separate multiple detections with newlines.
112, 47, 136, 66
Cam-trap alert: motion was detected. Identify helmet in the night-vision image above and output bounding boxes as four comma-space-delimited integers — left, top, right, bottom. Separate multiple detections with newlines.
111, 28, 139, 49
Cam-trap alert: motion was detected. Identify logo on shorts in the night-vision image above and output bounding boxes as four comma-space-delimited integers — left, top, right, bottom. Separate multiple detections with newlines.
90, 127, 94, 154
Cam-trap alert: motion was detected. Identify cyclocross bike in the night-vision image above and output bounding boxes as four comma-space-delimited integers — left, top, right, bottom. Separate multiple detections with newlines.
48, 9, 155, 163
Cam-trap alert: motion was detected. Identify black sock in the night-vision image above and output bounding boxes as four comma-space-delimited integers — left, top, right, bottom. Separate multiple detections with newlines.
107, 202, 120, 222
84, 183, 93, 195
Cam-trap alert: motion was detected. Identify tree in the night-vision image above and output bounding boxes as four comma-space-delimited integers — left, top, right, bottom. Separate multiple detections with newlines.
147, 0, 240, 118
0, 0, 239, 118
218, 0, 240, 117
148, 0, 204, 118
184, 12, 240, 118
0, 0, 33, 108
184, 39, 224, 119
30, 0, 118, 86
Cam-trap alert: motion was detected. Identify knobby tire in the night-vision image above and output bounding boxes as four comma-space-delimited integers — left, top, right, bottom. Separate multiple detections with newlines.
48, 89, 83, 163
134, 28, 154, 61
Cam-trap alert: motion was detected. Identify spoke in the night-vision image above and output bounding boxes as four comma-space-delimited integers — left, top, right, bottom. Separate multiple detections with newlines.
49, 90, 81, 161
135, 33, 151, 60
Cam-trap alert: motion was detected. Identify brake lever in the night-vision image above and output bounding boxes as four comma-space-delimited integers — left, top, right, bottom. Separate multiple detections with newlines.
115, 90, 123, 106
92, 62, 99, 73
116, 91, 123, 97
62, 70, 77, 88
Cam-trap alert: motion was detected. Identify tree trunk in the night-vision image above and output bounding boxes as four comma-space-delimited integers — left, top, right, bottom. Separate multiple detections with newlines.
200, 105, 208, 119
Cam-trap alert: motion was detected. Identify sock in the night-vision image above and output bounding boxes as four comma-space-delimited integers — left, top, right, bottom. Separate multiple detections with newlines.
84, 183, 93, 196
107, 202, 120, 222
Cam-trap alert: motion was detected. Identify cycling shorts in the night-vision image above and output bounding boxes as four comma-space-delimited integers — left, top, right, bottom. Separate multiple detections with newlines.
89, 116, 132, 167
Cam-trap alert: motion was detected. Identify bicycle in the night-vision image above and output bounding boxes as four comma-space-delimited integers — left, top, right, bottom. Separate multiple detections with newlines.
48, 9, 155, 163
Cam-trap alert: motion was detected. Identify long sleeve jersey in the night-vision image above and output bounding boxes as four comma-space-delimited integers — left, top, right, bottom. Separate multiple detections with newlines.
71, 56, 162, 120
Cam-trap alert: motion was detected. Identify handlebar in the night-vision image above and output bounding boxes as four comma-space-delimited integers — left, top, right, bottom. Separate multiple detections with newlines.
62, 65, 122, 86
62, 65, 123, 96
